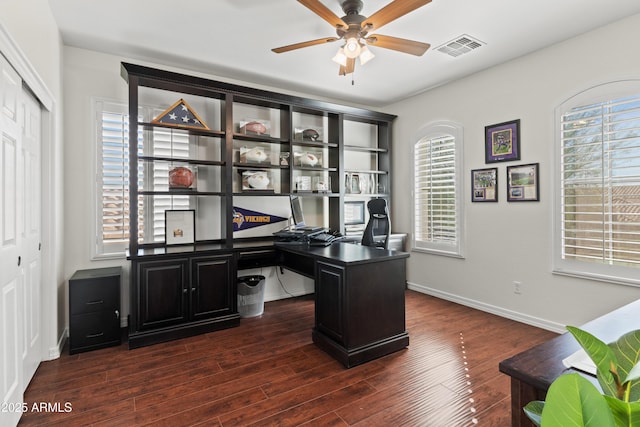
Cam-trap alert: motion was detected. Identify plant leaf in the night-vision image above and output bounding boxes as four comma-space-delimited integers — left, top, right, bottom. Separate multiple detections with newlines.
541, 373, 615, 426
523, 400, 544, 426
626, 362, 640, 384
609, 330, 640, 402
603, 395, 640, 426
567, 326, 619, 398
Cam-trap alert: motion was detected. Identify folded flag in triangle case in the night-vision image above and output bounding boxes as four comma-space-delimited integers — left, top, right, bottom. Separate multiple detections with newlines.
151, 98, 209, 130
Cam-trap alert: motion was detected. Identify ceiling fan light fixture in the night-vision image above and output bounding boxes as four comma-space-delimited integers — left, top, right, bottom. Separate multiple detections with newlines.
359, 45, 374, 65
332, 47, 348, 66
344, 37, 361, 58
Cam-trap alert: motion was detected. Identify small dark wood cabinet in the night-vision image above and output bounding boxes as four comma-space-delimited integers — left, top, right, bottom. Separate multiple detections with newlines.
69, 267, 122, 354
129, 253, 238, 349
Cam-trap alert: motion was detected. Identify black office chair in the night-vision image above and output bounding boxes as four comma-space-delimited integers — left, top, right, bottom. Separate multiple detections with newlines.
361, 199, 391, 249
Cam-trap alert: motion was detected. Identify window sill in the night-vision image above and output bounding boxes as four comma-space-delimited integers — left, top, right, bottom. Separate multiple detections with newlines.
552, 267, 640, 288
411, 247, 465, 259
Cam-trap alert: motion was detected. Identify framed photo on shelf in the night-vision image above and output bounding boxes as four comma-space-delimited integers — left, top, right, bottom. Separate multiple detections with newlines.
165, 210, 195, 245
485, 119, 520, 163
471, 168, 498, 202
347, 173, 361, 194
344, 201, 366, 225
507, 163, 539, 202
295, 175, 311, 192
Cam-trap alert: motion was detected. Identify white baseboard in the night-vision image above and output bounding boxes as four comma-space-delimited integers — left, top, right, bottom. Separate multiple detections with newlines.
47, 327, 68, 360
407, 282, 566, 334
264, 290, 313, 302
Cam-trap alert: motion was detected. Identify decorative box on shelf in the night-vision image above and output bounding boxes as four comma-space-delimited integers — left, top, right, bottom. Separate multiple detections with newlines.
279, 152, 290, 166
242, 170, 273, 192
294, 127, 321, 142
239, 119, 270, 136
294, 151, 321, 167
295, 175, 311, 192
169, 165, 197, 190
313, 176, 331, 193
239, 146, 270, 164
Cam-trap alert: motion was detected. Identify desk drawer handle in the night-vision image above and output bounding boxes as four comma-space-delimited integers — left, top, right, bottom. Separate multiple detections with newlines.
86, 332, 104, 338
85, 300, 104, 306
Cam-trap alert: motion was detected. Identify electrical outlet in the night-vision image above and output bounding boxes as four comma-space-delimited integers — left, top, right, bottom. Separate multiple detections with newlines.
513, 281, 522, 294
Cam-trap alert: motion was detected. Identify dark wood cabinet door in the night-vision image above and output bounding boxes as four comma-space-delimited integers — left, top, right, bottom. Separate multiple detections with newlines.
138, 259, 189, 330
315, 261, 344, 344
191, 254, 235, 320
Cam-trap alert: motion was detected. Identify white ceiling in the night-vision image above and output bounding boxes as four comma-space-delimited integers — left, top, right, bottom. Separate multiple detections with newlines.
50, 0, 640, 107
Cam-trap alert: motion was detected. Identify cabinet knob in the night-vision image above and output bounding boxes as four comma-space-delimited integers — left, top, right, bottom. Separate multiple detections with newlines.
191, 287, 196, 293
17, 256, 21, 266
115, 310, 120, 319
183, 288, 188, 294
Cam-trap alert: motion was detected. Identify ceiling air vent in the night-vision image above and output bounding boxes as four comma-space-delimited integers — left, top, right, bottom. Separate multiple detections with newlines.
436, 35, 484, 58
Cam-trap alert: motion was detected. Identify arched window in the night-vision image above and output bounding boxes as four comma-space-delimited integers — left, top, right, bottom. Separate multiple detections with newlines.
554, 81, 640, 286
412, 121, 465, 257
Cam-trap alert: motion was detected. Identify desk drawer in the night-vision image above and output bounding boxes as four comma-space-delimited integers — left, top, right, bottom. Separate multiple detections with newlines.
237, 249, 278, 269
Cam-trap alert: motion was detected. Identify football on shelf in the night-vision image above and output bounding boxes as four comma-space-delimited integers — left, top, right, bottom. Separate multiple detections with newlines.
245, 121, 267, 134
169, 167, 194, 188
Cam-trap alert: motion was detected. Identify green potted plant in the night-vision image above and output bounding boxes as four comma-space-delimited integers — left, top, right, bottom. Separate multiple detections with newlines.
524, 327, 640, 426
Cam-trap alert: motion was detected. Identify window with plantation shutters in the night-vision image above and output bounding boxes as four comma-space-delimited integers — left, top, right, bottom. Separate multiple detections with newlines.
95, 101, 190, 257
96, 103, 142, 257
412, 121, 464, 257
554, 81, 640, 286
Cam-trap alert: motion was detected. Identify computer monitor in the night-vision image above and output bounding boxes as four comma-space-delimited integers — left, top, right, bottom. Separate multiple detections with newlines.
290, 195, 305, 227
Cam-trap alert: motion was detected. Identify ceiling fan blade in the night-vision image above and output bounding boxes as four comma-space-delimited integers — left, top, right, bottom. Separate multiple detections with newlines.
367, 34, 430, 56
272, 37, 339, 53
362, 0, 432, 32
338, 57, 356, 75
298, 0, 348, 29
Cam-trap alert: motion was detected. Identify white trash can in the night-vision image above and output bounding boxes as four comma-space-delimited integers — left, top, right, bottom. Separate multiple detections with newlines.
237, 275, 265, 318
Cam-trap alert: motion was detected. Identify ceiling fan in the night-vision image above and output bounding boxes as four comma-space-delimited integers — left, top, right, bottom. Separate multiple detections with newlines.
272, 0, 432, 76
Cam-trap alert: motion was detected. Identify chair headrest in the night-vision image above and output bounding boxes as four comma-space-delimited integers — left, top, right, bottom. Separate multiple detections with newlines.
367, 199, 388, 216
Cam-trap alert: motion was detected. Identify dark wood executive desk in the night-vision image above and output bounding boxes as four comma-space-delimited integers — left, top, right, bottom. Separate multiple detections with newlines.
129, 240, 410, 368
499, 299, 640, 427
276, 242, 410, 368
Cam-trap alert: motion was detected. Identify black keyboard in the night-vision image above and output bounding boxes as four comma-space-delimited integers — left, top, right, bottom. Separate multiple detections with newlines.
309, 232, 342, 246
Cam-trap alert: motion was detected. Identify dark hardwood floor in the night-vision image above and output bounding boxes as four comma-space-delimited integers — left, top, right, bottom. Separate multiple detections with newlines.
19, 290, 556, 426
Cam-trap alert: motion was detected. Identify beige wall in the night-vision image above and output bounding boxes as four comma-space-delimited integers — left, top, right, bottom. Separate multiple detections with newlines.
388, 13, 640, 331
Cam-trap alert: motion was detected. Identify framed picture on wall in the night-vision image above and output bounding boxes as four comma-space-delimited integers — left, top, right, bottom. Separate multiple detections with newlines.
485, 119, 521, 163
471, 168, 498, 202
507, 163, 539, 201
165, 210, 195, 245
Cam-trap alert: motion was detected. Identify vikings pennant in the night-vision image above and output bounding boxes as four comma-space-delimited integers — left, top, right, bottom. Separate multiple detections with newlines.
151, 98, 209, 130
233, 206, 287, 232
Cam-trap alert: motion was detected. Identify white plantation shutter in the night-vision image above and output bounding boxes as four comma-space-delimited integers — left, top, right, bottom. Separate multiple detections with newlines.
413, 122, 464, 256
560, 95, 640, 267
555, 82, 640, 286
97, 105, 143, 256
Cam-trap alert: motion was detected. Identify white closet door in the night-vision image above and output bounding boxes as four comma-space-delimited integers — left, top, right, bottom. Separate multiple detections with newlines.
20, 88, 42, 388
0, 54, 25, 427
